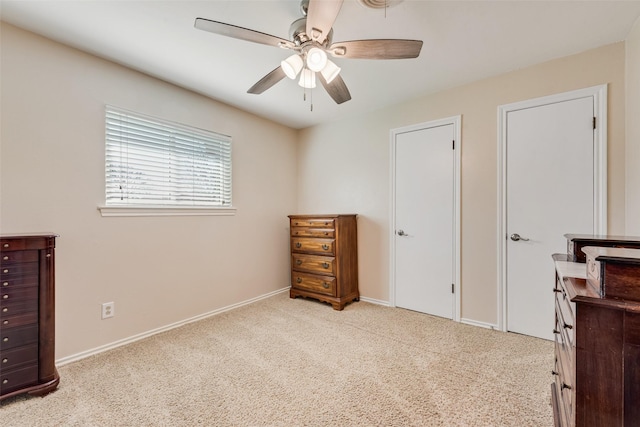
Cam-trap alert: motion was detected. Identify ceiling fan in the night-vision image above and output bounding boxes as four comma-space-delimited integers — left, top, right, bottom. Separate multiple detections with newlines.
194, 0, 423, 105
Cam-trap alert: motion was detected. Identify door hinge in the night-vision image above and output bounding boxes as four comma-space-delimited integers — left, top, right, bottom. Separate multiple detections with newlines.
451, 283, 455, 294
593, 117, 596, 130
452, 140, 455, 150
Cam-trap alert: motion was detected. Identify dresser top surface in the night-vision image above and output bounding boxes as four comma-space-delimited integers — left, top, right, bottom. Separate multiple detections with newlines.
288, 214, 357, 219
565, 233, 640, 243
0, 233, 58, 239
582, 245, 640, 263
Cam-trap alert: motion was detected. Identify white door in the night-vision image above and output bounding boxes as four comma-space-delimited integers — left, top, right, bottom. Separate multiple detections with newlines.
505, 96, 596, 340
393, 123, 456, 319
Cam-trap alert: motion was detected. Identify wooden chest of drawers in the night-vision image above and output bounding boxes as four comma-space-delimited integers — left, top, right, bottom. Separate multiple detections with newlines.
1, 234, 59, 401
552, 236, 640, 427
288, 215, 358, 310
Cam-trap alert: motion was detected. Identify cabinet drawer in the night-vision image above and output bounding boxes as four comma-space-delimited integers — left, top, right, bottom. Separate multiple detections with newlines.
1, 274, 38, 290
292, 254, 336, 276
0, 324, 38, 351
291, 227, 335, 238
556, 294, 575, 345
1, 312, 38, 329
290, 218, 334, 228
1, 363, 38, 395
1, 285, 38, 304
0, 251, 38, 266
1, 297, 38, 319
0, 262, 39, 279
1, 343, 38, 371
291, 238, 335, 256
291, 272, 336, 296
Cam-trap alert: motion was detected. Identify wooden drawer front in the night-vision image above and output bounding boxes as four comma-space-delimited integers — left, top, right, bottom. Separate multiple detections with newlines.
1, 364, 38, 395
1, 274, 38, 291
554, 338, 574, 425
0, 250, 38, 266
292, 237, 335, 256
1, 344, 38, 371
1, 298, 38, 319
291, 272, 336, 296
292, 254, 336, 276
556, 293, 575, 345
290, 218, 335, 228
1, 285, 38, 305
0, 262, 38, 279
0, 324, 38, 351
1, 312, 38, 329
291, 227, 335, 238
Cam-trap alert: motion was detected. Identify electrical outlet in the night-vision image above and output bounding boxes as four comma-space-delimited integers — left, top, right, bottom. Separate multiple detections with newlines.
101, 302, 115, 319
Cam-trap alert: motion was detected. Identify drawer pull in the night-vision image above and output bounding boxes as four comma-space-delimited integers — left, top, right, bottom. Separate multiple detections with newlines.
2, 358, 7, 364
551, 370, 558, 376
296, 277, 302, 284
2, 269, 8, 274
2, 282, 7, 287
553, 288, 562, 293
563, 323, 573, 330
2, 337, 8, 342
2, 295, 7, 299
295, 243, 302, 248
2, 320, 8, 325
296, 260, 302, 265
46, 253, 51, 258
3, 244, 8, 248
2, 256, 8, 261
2, 308, 7, 313
324, 232, 328, 235
561, 383, 572, 391
322, 282, 330, 289
2, 379, 7, 384
553, 329, 561, 335
322, 244, 329, 250
322, 262, 329, 269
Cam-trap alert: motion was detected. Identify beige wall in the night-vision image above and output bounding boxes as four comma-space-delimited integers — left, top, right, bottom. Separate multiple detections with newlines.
627, 17, 640, 235
0, 23, 298, 360
298, 43, 626, 325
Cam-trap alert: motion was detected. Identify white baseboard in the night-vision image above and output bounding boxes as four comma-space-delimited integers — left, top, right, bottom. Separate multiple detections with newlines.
461, 317, 499, 330
56, 287, 290, 367
359, 296, 390, 307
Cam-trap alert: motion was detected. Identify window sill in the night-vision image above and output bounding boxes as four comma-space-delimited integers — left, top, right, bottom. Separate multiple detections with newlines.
98, 205, 237, 217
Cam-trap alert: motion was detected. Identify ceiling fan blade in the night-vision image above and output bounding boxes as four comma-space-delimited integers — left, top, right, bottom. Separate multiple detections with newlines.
247, 67, 287, 95
306, 0, 344, 45
195, 18, 296, 49
329, 39, 423, 59
318, 73, 351, 104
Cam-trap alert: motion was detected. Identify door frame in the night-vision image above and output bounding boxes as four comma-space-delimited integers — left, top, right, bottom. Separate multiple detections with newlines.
389, 115, 462, 322
497, 85, 608, 333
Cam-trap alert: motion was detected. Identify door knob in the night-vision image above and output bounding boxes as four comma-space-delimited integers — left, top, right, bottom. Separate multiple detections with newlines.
510, 233, 530, 241
397, 229, 408, 236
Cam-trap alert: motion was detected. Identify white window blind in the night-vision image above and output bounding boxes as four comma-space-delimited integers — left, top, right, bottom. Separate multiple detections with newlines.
105, 106, 232, 207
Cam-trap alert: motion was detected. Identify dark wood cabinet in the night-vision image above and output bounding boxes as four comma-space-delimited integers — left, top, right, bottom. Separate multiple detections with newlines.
288, 215, 359, 310
1, 234, 59, 400
552, 235, 640, 427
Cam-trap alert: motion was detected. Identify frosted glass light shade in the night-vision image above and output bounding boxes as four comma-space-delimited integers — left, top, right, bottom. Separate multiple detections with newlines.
298, 69, 316, 88
320, 60, 341, 83
306, 47, 327, 72
281, 54, 303, 79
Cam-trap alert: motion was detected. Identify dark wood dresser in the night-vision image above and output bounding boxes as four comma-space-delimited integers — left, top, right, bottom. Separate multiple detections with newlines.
288, 214, 359, 310
552, 235, 640, 426
0, 234, 59, 400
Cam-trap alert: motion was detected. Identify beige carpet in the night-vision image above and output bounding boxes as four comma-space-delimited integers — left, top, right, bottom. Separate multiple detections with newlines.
1, 292, 553, 426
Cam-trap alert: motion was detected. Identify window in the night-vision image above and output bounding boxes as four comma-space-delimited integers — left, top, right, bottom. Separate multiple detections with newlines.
103, 106, 232, 215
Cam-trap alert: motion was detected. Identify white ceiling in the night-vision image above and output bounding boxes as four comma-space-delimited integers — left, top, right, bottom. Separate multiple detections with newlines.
2, 0, 640, 129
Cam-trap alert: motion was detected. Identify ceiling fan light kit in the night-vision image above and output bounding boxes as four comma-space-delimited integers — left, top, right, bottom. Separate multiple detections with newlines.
281, 54, 304, 79
194, 0, 422, 105
298, 68, 316, 89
